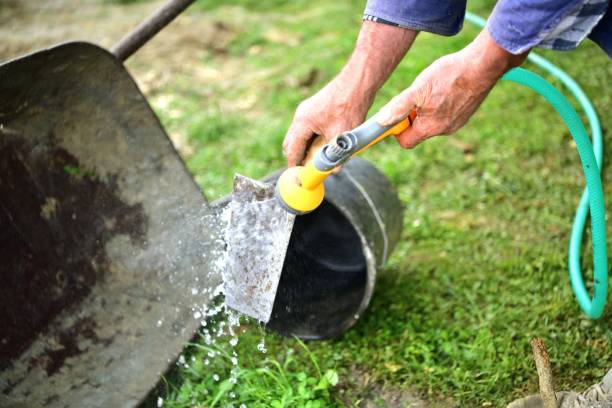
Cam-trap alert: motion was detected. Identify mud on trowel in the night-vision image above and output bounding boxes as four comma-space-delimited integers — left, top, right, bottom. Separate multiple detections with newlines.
224, 111, 417, 323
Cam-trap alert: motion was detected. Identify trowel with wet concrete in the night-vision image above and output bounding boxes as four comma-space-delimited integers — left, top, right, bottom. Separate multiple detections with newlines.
223, 112, 416, 323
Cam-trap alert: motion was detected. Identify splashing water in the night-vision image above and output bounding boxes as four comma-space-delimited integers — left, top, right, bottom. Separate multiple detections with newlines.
256, 338, 267, 354
157, 202, 281, 405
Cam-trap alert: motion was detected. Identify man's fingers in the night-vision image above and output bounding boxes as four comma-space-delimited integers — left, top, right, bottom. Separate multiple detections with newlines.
394, 118, 430, 149
283, 122, 315, 167
376, 87, 418, 126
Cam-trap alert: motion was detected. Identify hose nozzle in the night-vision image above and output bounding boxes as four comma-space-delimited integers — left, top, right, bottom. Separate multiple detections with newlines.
324, 134, 354, 162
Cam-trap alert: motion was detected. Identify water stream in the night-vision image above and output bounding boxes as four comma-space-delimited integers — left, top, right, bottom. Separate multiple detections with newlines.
155, 202, 271, 407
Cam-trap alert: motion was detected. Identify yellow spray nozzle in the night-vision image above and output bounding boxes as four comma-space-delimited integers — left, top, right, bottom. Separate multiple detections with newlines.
276, 165, 330, 215
276, 112, 415, 214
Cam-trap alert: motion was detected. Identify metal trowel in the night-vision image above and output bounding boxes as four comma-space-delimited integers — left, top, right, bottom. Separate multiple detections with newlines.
223, 175, 295, 322
223, 112, 416, 322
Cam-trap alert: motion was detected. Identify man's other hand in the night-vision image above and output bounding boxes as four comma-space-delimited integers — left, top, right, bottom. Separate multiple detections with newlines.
376, 29, 528, 149
282, 79, 370, 167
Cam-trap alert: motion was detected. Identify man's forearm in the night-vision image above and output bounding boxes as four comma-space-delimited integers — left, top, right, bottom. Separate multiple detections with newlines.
334, 21, 418, 106
282, 21, 417, 166
465, 28, 529, 82
376, 27, 529, 149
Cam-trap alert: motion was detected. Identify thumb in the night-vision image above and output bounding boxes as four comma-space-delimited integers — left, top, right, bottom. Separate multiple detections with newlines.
375, 87, 418, 127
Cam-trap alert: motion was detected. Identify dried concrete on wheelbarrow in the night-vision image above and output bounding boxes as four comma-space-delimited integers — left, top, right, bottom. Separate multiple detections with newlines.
0, 42, 223, 407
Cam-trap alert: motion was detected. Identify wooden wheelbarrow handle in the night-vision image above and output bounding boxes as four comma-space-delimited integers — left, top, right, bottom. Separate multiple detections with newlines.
111, 0, 196, 62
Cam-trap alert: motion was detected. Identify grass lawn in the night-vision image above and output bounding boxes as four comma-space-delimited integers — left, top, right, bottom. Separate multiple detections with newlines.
144, 0, 612, 406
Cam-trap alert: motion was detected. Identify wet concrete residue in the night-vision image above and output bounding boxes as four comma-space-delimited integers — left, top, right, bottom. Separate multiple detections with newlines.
0, 130, 148, 371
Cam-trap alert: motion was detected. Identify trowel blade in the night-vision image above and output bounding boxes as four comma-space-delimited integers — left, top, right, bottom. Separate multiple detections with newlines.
223, 174, 296, 323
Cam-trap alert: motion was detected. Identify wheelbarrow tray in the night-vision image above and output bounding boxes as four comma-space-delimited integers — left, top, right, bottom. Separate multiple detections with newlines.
0, 42, 220, 407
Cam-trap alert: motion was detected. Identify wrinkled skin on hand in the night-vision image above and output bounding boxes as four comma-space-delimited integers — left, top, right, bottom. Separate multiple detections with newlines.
377, 30, 527, 149
376, 52, 496, 148
282, 79, 370, 167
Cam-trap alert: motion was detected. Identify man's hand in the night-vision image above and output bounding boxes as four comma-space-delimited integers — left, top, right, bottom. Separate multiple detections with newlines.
376, 29, 528, 149
283, 79, 371, 167
283, 21, 418, 167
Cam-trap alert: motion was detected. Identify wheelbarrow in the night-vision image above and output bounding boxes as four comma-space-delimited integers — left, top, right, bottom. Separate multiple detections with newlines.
0, 1, 223, 406
0, 1, 403, 406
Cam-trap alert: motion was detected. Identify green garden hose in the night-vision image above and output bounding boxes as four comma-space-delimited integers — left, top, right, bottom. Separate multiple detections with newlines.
465, 12, 608, 319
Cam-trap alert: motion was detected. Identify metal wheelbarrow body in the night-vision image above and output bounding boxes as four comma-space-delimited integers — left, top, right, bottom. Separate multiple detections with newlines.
0, 19, 221, 408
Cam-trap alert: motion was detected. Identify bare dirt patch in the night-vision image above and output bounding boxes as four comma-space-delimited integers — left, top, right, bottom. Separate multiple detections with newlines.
340, 365, 437, 408
0, 0, 241, 156
0, 0, 237, 93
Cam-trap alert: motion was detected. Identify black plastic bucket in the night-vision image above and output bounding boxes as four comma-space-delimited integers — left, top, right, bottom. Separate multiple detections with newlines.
265, 158, 403, 339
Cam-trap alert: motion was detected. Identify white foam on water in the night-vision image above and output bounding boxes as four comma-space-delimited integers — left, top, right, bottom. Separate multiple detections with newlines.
160, 202, 281, 404
256, 338, 267, 354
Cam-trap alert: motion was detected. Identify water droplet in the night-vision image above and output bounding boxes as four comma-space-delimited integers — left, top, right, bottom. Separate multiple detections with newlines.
213, 374, 220, 381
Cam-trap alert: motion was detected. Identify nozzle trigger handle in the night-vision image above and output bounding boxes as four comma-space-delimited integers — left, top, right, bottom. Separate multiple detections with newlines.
311, 110, 416, 172
351, 110, 416, 155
